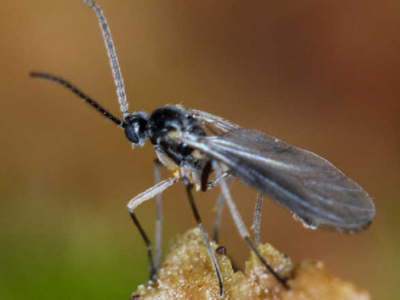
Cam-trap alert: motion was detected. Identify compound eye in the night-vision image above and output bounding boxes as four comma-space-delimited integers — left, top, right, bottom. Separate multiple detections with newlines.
124, 111, 149, 146
125, 124, 139, 143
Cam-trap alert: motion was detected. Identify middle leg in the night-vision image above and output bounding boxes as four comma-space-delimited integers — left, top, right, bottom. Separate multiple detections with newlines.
212, 161, 289, 289
253, 192, 264, 245
213, 176, 232, 243
182, 177, 224, 297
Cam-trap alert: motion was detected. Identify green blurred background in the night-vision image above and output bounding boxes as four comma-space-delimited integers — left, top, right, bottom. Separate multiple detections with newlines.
0, 0, 399, 299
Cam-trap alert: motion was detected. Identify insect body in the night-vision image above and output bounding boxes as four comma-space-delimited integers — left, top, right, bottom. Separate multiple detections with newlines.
124, 105, 214, 190
145, 106, 210, 184
31, 0, 375, 297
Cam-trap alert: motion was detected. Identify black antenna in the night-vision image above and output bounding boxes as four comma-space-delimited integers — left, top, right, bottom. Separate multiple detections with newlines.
30, 72, 125, 128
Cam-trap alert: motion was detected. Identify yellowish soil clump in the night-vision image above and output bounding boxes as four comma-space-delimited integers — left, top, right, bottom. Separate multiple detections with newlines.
133, 228, 370, 300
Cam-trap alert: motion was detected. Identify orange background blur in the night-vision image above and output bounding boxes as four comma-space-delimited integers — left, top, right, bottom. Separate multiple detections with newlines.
0, 1, 399, 299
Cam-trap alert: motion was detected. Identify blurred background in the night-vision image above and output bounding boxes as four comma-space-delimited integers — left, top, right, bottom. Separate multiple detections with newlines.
0, 0, 399, 299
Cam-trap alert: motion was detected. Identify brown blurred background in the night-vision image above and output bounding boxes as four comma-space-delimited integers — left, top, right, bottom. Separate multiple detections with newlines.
0, 0, 399, 299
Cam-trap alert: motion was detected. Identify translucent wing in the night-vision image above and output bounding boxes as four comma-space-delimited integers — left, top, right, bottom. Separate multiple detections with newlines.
190, 109, 239, 135
186, 110, 375, 233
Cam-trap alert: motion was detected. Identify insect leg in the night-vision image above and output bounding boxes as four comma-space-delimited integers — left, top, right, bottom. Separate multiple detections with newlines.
204, 171, 230, 190
153, 159, 163, 270
182, 177, 224, 297
213, 176, 232, 243
212, 161, 289, 289
253, 192, 263, 245
127, 177, 178, 280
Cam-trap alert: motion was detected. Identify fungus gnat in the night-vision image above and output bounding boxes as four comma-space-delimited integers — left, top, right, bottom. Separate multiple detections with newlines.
31, 0, 375, 297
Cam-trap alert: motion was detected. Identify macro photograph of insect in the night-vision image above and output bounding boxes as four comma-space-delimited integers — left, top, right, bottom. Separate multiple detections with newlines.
0, 0, 399, 299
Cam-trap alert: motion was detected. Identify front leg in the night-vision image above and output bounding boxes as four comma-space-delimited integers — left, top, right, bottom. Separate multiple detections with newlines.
127, 177, 177, 281
153, 159, 163, 270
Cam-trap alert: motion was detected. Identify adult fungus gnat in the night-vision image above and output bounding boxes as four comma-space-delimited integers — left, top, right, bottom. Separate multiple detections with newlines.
30, 0, 375, 297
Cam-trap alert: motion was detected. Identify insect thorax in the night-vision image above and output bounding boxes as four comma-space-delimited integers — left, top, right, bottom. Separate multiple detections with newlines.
147, 105, 210, 172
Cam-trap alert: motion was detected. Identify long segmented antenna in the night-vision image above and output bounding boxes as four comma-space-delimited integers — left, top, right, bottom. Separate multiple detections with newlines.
83, 0, 130, 119
30, 72, 125, 128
